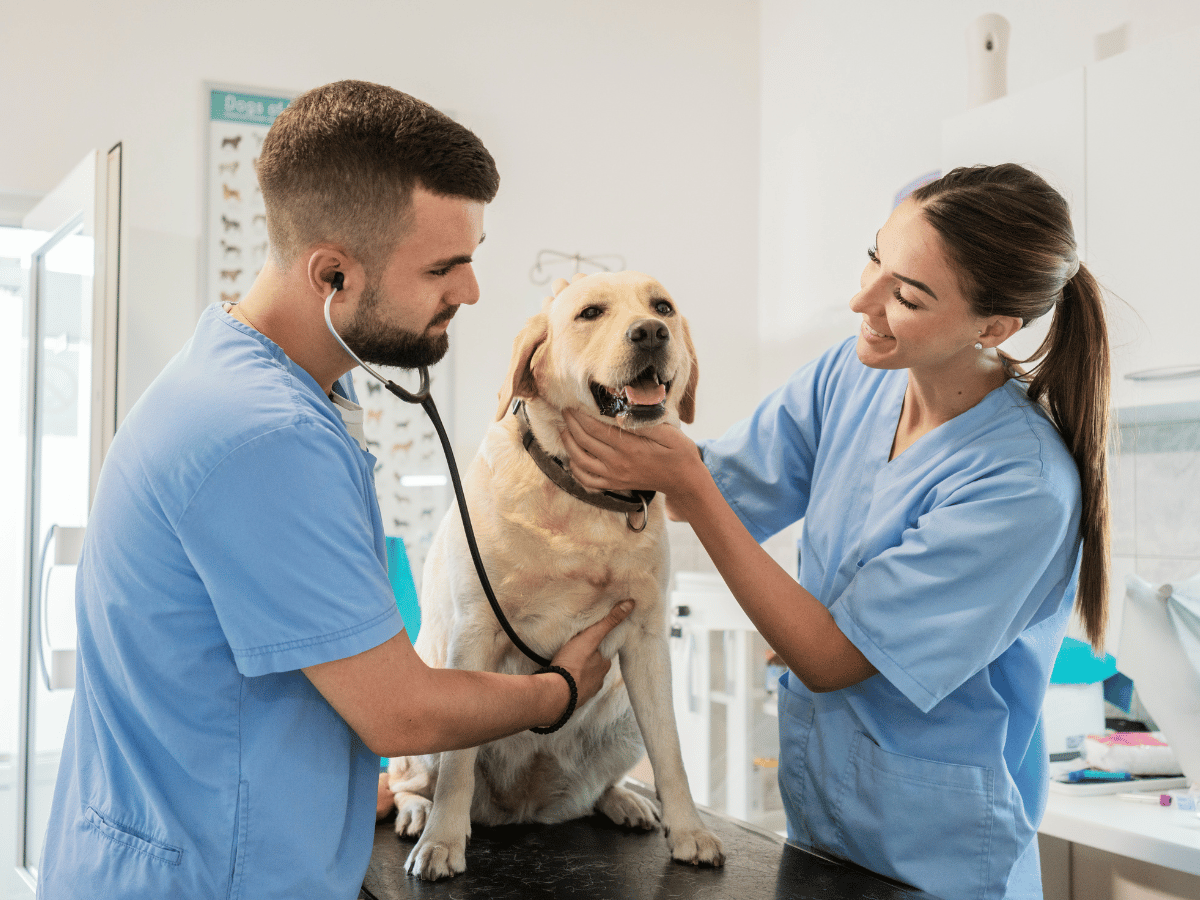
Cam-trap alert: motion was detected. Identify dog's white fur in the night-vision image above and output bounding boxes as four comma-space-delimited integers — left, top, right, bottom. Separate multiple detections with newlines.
388, 271, 724, 880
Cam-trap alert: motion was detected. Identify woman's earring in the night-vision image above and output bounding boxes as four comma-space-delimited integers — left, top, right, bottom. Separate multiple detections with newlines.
974, 341, 984, 351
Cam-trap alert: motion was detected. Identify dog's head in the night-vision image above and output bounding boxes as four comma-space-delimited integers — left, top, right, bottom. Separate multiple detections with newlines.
496, 271, 698, 427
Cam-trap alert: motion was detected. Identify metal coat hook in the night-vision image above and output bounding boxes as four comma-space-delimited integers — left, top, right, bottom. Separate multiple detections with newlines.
529, 250, 626, 285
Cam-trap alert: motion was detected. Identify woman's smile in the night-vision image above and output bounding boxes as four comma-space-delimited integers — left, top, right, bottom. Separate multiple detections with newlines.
860, 318, 894, 341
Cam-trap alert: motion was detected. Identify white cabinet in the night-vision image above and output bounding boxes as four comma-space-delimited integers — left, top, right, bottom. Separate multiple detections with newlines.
668, 573, 784, 834
940, 31, 1200, 413
1087, 31, 1200, 410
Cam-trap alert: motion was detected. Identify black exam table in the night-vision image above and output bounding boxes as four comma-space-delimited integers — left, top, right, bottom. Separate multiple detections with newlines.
360, 782, 938, 900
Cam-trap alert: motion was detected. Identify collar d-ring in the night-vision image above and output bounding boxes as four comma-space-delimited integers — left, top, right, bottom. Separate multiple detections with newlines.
627, 494, 649, 533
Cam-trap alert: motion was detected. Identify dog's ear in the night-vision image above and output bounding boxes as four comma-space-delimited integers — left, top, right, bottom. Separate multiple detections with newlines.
678, 315, 699, 425
496, 312, 550, 421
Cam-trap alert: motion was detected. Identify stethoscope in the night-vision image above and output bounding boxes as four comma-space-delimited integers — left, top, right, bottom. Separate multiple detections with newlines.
322, 272, 552, 669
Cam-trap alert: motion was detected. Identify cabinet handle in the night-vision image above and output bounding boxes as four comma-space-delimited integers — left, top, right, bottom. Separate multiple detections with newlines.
1124, 366, 1200, 382
36, 524, 84, 691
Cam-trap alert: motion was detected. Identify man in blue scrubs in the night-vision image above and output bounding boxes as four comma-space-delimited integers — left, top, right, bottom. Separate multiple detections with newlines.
37, 80, 631, 899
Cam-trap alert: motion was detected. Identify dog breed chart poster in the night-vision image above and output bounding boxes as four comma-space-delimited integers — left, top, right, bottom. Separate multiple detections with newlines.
204, 86, 293, 309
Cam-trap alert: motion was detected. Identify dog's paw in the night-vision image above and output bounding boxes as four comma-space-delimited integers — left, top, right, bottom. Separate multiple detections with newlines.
405, 833, 468, 881
596, 784, 660, 831
393, 792, 432, 838
666, 826, 726, 867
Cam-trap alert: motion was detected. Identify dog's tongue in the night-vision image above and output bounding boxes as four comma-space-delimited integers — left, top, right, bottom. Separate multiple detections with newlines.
624, 382, 667, 406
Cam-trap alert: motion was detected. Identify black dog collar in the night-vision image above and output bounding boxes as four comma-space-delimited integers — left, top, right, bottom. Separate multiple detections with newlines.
514, 401, 654, 533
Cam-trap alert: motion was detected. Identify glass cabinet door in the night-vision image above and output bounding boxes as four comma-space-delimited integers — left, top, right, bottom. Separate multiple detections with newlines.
0, 226, 49, 900
18, 218, 93, 884
6, 146, 120, 897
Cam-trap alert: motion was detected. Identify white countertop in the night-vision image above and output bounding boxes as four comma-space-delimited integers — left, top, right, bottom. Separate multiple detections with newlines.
1040, 789, 1200, 876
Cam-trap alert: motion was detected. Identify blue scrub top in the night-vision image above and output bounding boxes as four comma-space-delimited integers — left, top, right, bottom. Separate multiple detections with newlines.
701, 338, 1082, 900
38, 304, 405, 899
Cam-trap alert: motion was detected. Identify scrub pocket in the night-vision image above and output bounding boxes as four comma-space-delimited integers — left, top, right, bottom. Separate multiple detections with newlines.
776, 679, 815, 846
83, 806, 183, 866
833, 731, 1002, 900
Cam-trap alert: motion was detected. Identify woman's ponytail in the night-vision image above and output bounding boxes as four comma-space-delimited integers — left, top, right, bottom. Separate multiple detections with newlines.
1026, 264, 1111, 650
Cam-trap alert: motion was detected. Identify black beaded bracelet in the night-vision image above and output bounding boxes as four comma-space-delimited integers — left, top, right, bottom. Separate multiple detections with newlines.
529, 665, 577, 734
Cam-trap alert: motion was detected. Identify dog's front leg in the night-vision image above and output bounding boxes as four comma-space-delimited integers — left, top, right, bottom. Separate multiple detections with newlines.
388, 755, 437, 838
402, 603, 487, 880
620, 632, 725, 867
404, 746, 478, 880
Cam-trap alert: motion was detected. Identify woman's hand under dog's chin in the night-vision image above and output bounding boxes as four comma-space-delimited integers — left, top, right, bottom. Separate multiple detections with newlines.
560, 408, 706, 505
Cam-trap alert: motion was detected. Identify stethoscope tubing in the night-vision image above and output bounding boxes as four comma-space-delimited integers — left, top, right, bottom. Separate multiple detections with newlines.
323, 285, 551, 668
323, 286, 430, 403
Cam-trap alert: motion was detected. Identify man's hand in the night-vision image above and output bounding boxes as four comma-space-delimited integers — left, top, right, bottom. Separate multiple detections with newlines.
540, 599, 634, 726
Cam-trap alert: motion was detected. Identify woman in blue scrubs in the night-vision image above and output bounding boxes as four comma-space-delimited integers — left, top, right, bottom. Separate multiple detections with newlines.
562, 164, 1110, 900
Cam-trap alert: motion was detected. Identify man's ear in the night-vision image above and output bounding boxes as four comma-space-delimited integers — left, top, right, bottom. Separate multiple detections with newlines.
306, 247, 364, 302
496, 313, 550, 420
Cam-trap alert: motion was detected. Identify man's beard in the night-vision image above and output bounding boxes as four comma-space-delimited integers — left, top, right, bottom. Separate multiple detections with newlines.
339, 282, 452, 370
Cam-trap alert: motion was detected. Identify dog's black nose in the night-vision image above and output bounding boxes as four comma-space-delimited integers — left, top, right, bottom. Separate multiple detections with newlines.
627, 318, 670, 350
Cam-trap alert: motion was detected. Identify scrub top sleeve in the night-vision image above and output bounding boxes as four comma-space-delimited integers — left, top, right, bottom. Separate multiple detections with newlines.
177, 420, 403, 675
700, 350, 836, 543
830, 473, 1081, 712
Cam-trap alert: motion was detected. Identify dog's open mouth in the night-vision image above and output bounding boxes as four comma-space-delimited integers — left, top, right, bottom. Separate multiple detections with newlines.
590, 366, 671, 421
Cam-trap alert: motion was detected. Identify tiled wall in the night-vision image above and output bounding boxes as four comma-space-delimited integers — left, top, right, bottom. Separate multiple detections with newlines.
1106, 410, 1200, 654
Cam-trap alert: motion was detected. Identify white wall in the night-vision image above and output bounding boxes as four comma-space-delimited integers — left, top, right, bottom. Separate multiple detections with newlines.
18, 2, 1200, 460
1, 0, 760, 457
757, 0, 1200, 392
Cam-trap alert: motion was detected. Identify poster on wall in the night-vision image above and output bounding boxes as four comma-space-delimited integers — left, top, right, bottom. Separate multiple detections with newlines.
350, 364, 454, 593
202, 82, 453, 587
203, 84, 294, 311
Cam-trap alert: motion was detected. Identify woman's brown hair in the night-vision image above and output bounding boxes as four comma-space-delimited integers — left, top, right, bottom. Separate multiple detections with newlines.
912, 164, 1111, 650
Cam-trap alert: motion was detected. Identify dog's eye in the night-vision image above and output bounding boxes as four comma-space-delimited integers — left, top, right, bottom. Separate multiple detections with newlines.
577, 306, 603, 321
652, 300, 674, 316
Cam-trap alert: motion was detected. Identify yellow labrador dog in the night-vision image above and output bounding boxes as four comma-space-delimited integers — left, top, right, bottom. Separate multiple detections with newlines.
388, 271, 725, 880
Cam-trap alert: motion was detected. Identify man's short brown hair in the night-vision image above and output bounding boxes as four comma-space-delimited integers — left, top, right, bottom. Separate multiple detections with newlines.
256, 80, 499, 272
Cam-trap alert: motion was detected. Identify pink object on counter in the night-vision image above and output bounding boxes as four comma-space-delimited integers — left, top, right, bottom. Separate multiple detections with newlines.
1093, 732, 1169, 748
